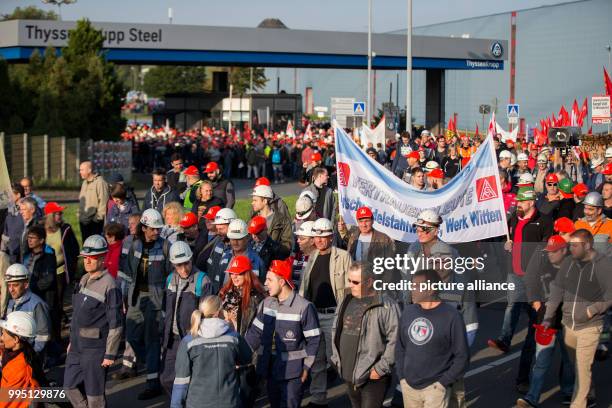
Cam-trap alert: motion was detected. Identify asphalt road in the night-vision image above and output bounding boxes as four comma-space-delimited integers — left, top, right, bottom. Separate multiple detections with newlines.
46, 302, 612, 408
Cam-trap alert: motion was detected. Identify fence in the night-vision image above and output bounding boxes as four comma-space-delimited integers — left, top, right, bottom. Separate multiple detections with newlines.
0, 133, 132, 184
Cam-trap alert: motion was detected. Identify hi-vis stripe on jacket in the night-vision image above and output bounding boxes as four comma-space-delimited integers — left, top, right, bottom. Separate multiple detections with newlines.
245, 291, 320, 380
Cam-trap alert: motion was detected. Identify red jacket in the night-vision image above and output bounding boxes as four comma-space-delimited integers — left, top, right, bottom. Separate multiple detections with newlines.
104, 240, 123, 279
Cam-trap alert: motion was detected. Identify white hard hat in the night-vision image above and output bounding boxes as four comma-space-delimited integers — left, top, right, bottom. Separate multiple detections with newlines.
510, 153, 517, 166
169, 241, 193, 264
499, 150, 513, 160
213, 208, 237, 225
312, 218, 333, 237
5, 264, 29, 282
517, 173, 535, 186
590, 157, 605, 169
141, 208, 164, 229
0, 311, 37, 338
583, 192, 603, 207
295, 196, 314, 220
296, 221, 316, 237
414, 209, 443, 227
251, 185, 273, 199
421, 129, 431, 136
517, 153, 529, 162
606, 146, 612, 159
227, 219, 248, 239
300, 190, 316, 204
537, 154, 548, 163
425, 161, 439, 172
80, 235, 108, 256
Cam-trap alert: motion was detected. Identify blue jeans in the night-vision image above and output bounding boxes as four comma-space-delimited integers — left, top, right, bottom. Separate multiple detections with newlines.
525, 328, 574, 405
498, 274, 536, 384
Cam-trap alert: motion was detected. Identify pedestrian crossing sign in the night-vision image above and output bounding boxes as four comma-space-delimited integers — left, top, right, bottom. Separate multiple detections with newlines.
353, 102, 366, 116
507, 104, 519, 118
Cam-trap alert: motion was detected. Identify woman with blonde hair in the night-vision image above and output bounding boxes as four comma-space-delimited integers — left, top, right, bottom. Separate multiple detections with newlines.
161, 201, 184, 243
170, 295, 252, 408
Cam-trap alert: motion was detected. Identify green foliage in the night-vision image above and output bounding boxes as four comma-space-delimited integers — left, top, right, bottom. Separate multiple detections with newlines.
143, 66, 207, 97
3, 19, 125, 140
1, 6, 58, 21
229, 67, 268, 95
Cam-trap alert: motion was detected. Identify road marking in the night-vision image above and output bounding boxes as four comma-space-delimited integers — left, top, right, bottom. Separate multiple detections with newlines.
465, 351, 521, 378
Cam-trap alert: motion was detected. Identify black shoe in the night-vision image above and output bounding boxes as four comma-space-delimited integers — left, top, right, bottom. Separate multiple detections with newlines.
137, 388, 162, 400
111, 367, 137, 380
515, 382, 530, 395
561, 395, 572, 405
516, 398, 537, 408
487, 338, 510, 353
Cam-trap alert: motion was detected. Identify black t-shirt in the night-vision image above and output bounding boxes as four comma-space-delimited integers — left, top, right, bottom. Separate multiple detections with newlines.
315, 186, 326, 218
136, 240, 155, 292
308, 253, 335, 308
339, 296, 372, 382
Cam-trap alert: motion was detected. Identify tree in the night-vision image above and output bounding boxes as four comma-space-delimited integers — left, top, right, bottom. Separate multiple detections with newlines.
1, 6, 58, 21
143, 66, 207, 97
229, 67, 268, 95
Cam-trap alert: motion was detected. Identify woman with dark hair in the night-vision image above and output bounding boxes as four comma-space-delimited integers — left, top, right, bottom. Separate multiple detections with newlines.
219, 256, 266, 407
106, 183, 139, 232
0, 311, 47, 407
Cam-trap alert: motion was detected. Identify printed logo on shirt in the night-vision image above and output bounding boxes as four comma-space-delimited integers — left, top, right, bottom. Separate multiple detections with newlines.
408, 317, 434, 345
284, 329, 296, 341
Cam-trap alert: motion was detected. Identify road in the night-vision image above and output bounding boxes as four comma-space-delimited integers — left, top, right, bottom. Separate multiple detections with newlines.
46, 302, 612, 408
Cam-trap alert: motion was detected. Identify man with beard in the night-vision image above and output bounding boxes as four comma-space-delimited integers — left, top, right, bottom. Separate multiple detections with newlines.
204, 161, 235, 209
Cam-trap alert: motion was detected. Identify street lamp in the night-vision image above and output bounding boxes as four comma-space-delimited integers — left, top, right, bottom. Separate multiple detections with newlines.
367, 0, 373, 126
406, 0, 412, 134
41, 0, 77, 21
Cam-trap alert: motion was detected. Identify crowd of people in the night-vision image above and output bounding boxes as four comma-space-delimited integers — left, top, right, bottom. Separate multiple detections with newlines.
0, 122, 610, 408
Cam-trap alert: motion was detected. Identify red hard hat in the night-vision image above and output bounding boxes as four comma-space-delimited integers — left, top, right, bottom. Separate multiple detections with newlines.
553, 217, 575, 234
533, 324, 557, 346
406, 151, 420, 160
311, 152, 322, 162
427, 168, 445, 179
248, 216, 267, 234
204, 162, 219, 173
255, 177, 271, 187
179, 212, 198, 228
204, 206, 222, 220
544, 235, 568, 252
572, 183, 589, 197
545, 173, 559, 184
183, 165, 199, 177
602, 162, 612, 175
44, 202, 65, 216
226, 255, 253, 274
269, 259, 294, 288
356, 206, 373, 220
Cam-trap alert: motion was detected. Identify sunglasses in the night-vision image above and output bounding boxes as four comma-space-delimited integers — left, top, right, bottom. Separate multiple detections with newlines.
546, 183, 558, 187
416, 226, 436, 233
348, 279, 362, 285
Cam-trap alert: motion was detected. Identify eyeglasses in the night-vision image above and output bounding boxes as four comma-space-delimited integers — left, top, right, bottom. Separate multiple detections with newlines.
546, 183, 558, 187
416, 226, 435, 233
348, 279, 361, 285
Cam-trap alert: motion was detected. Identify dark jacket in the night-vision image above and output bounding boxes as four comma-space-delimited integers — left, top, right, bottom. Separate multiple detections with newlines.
508, 209, 554, 275
58, 223, 80, 284
212, 177, 235, 209
166, 170, 187, 195
171, 318, 252, 408
143, 185, 181, 213
265, 211, 293, 255
252, 236, 290, 271
23, 245, 57, 315
106, 200, 139, 231
1, 204, 24, 263
162, 269, 212, 349
190, 196, 224, 217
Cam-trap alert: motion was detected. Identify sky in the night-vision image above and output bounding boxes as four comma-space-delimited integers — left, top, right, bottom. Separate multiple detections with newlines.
2, 0, 579, 32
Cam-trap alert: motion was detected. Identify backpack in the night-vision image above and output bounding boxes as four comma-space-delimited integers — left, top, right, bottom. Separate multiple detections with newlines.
271, 149, 281, 164
166, 271, 207, 297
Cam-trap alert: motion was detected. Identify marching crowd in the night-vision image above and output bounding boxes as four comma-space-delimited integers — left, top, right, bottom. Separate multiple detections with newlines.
0, 124, 610, 408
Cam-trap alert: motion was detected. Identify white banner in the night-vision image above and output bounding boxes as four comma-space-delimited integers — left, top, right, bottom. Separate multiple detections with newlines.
336, 126, 509, 243
360, 116, 386, 148
495, 122, 518, 143
0, 142, 13, 210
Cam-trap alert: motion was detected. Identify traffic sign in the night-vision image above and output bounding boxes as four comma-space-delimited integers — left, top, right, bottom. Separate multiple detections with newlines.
507, 104, 519, 118
331, 97, 355, 128
353, 102, 366, 116
592, 95, 611, 124
479, 104, 491, 115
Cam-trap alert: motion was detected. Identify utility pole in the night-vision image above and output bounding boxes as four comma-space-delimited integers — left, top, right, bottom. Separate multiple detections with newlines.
367, 0, 373, 125
406, 0, 413, 133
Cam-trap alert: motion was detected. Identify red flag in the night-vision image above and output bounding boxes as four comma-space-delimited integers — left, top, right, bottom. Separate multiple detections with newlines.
558, 106, 570, 126
588, 126, 592, 135
474, 123, 480, 138
604, 67, 612, 96
448, 115, 456, 133
487, 112, 496, 138
578, 98, 588, 126
552, 113, 559, 127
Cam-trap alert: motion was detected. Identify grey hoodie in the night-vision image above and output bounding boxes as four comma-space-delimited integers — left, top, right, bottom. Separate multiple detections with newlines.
544, 251, 612, 331
171, 318, 252, 408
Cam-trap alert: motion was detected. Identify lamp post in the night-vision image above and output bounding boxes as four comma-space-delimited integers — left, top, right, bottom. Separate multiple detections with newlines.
41, 0, 77, 21
406, 0, 412, 134
367, 0, 373, 125
607, 44, 611, 133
